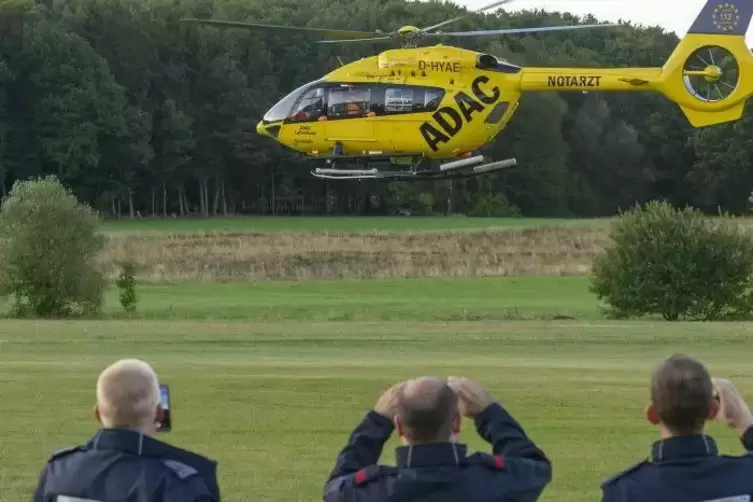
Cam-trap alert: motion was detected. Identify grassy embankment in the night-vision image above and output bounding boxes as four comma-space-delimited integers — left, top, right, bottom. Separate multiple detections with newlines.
99, 216, 612, 282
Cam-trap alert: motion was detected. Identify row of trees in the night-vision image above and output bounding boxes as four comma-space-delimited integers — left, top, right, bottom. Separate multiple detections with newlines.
0, 0, 750, 218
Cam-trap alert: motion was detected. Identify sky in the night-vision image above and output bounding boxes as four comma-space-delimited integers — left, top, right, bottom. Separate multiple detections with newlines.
453, 0, 753, 44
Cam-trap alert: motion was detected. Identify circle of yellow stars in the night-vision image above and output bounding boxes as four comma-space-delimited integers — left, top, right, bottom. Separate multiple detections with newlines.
713, 2, 741, 32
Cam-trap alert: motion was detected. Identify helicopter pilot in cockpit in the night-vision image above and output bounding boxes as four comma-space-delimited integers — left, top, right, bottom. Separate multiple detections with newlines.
290, 87, 326, 121
290, 85, 375, 121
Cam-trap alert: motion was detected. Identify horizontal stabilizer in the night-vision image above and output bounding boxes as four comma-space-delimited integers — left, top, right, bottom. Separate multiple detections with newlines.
679, 101, 746, 127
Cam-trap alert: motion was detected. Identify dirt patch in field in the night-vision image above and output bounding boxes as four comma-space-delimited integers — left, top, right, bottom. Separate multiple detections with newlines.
99, 226, 609, 282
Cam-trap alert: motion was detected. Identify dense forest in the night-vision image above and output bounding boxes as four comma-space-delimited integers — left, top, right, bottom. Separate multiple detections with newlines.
0, 0, 750, 218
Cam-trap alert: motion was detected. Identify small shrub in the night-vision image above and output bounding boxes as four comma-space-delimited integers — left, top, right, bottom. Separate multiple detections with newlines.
468, 194, 521, 217
417, 192, 434, 215
116, 261, 137, 313
0, 176, 105, 317
590, 200, 753, 321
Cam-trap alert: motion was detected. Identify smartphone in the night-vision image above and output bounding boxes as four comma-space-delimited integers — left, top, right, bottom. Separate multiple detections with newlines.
157, 383, 171, 432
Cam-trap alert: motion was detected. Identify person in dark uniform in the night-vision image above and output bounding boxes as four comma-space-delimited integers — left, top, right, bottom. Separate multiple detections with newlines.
323, 376, 552, 502
32, 359, 220, 502
601, 354, 753, 502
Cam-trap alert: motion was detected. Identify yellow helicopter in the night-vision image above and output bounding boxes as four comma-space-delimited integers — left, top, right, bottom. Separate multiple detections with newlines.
183, 0, 753, 181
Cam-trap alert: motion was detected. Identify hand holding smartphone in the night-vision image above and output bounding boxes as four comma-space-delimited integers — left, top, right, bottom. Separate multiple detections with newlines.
158, 383, 171, 432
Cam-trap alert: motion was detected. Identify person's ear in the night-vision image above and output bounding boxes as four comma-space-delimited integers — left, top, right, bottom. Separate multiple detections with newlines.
709, 397, 720, 420
645, 404, 658, 424
154, 405, 164, 425
94, 405, 102, 424
394, 416, 404, 438
452, 410, 461, 435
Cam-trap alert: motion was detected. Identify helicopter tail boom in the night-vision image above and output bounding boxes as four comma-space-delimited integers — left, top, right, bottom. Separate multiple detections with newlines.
519, 0, 753, 128
519, 67, 663, 93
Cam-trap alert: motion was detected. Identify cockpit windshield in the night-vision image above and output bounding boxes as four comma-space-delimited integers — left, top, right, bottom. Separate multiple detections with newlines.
263, 80, 323, 123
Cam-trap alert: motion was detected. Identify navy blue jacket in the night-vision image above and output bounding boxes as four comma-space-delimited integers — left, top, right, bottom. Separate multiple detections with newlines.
323, 402, 552, 502
601, 426, 753, 502
33, 428, 220, 502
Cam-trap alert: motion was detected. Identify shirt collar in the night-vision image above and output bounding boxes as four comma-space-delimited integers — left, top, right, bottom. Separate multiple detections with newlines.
650, 434, 718, 462
86, 428, 217, 469
394, 442, 467, 468
87, 428, 155, 456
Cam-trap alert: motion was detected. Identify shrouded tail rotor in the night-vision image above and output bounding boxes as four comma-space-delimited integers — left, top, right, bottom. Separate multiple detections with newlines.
682, 45, 740, 103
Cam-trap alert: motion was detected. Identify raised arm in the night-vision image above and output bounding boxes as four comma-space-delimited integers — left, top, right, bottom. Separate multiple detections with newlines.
322, 383, 402, 501
712, 378, 753, 451
449, 377, 552, 502
449, 377, 548, 461
743, 426, 753, 450
324, 410, 394, 483
474, 402, 548, 462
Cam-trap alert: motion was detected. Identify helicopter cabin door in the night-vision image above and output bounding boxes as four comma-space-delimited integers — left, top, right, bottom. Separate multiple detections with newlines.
323, 84, 376, 146
371, 84, 446, 154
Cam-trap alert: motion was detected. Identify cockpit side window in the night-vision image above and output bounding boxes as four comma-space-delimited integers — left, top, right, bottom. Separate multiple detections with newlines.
369, 85, 445, 115
384, 88, 414, 112
288, 86, 327, 122
327, 85, 372, 118
423, 88, 444, 110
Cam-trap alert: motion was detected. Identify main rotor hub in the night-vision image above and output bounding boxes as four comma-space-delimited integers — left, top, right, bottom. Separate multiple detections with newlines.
395, 25, 423, 47
397, 25, 420, 35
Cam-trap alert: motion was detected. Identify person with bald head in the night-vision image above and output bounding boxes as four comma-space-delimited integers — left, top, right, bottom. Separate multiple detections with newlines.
33, 358, 220, 502
323, 376, 551, 502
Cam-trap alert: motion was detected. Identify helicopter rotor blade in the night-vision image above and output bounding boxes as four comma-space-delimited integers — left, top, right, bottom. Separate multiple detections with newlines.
316, 36, 394, 44
419, 0, 516, 33
430, 22, 621, 37
180, 18, 380, 39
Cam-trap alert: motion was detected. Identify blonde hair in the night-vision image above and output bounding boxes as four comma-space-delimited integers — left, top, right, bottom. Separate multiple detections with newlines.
96, 359, 160, 429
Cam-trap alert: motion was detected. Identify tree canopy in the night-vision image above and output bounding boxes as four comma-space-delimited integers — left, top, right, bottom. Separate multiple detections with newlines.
0, 0, 749, 218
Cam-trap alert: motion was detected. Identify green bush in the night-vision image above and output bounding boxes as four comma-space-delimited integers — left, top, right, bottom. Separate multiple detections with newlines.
0, 176, 105, 317
468, 193, 521, 217
116, 261, 137, 313
590, 200, 753, 321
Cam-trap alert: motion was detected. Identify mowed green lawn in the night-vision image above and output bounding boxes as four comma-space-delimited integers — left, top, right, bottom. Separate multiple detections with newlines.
2, 277, 753, 502
98, 276, 601, 322
100, 215, 607, 234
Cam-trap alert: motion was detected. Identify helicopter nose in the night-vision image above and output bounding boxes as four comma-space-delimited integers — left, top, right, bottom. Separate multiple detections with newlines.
256, 121, 281, 139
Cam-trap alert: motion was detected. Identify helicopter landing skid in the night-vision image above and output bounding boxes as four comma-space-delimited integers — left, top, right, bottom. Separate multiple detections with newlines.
310, 155, 517, 181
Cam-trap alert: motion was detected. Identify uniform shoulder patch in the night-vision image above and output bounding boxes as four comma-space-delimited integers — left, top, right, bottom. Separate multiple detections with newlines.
49, 446, 83, 461
464, 452, 505, 470
600, 459, 649, 487
353, 465, 397, 486
162, 459, 198, 479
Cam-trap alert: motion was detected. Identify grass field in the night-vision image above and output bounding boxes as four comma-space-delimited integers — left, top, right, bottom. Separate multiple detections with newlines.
3, 277, 753, 501
1, 276, 600, 321
100, 216, 609, 234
